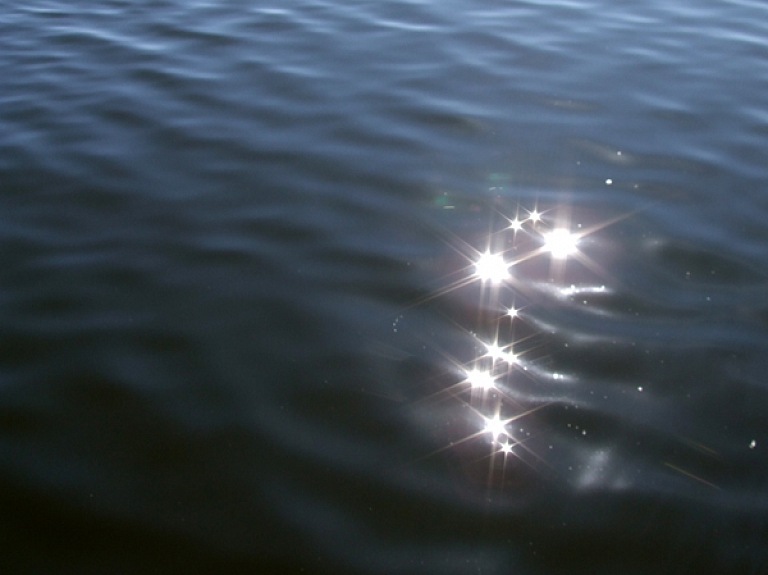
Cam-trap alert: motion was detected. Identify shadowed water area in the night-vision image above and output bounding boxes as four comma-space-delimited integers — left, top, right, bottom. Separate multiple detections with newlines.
1, 1, 768, 573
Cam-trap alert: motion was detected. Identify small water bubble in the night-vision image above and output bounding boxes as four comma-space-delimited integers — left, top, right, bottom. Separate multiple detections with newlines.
750, 440, 756, 449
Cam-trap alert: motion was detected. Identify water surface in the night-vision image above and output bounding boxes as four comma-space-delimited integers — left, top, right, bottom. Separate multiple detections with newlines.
1, 1, 768, 573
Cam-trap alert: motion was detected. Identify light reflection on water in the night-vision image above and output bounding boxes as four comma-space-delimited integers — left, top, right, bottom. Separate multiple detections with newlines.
402, 202, 616, 486
401, 199, 729, 499
3, 0, 768, 571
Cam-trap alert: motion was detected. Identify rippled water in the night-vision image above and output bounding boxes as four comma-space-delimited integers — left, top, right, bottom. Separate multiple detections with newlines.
2, 1, 768, 573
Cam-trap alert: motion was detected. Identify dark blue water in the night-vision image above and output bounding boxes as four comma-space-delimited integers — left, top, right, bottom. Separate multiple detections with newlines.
2, 1, 768, 573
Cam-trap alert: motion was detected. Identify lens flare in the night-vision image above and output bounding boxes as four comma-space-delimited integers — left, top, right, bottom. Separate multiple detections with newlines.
483, 414, 511, 442
543, 228, 578, 259
483, 342, 517, 364
466, 369, 496, 390
474, 251, 510, 283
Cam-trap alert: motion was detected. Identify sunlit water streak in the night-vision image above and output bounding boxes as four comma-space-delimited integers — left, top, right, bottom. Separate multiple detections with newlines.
397, 193, 768, 567
403, 202, 633, 490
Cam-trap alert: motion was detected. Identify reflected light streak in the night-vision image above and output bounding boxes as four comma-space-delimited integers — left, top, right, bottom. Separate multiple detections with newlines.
559, 284, 608, 297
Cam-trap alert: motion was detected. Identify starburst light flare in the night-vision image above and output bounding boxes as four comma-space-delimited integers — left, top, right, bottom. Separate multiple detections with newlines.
543, 228, 579, 259
466, 369, 496, 390
484, 342, 505, 360
483, 414, 511, 442
474, 251, 510, 283
483, 341, 517, 364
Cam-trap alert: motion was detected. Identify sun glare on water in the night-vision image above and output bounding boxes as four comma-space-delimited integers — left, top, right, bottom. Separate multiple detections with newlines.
396, 198, 699, 491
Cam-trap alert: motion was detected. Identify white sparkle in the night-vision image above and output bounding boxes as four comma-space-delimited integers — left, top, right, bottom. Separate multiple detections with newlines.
528, 209, 542, 223
509, 218, 523, 231
466, 369, 496, 390
543, 228, 578, 259
484, 342, 506, 361
483, 414, 510, 441
500, 442, 514, 454
484, 342, 517, 364
507, 306, 518, 319
474, 252, 509, 283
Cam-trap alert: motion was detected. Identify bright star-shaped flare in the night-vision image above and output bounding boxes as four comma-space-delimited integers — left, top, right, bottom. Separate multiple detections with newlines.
507, 306, 518, 319
483, 342, 516, 364
543, 228, 578, 259
500, 442, 514, 454
474, 252, 509, 283
484, 342, 505, 361
466, 369, 496, 390
528, 209, 542, 223
509, 218, 523, 231
483, 414, 510, 441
